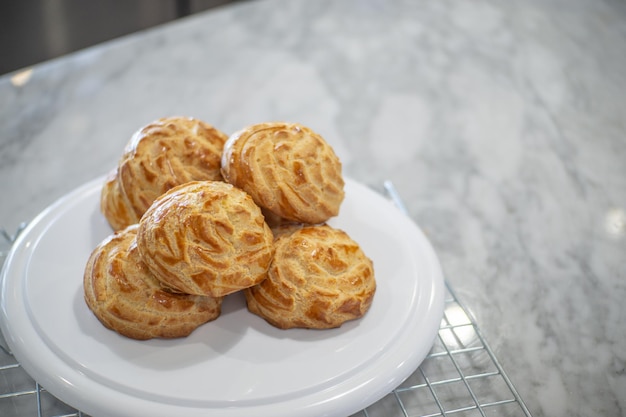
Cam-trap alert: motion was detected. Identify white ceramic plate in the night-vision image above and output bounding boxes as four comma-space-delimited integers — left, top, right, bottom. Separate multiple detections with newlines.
0, 177, 444, 417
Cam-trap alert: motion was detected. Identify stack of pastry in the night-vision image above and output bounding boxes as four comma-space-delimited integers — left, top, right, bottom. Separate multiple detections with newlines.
221, 122, 375, 329
85, 118, 376, 340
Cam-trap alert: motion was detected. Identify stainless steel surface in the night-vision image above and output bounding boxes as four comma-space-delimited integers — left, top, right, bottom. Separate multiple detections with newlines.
0, 184, 532, 416
0, 0, 243, 75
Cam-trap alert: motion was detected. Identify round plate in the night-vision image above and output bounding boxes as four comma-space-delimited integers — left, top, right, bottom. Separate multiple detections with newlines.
0, 177, 444, 417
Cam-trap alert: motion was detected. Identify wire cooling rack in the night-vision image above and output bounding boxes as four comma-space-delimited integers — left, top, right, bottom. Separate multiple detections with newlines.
0, 184, 533, 417
350, 281, 533, 417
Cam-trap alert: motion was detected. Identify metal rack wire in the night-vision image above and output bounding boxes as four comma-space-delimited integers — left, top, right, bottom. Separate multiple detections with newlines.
352, 281, 533, 417
0, 184, 533, 417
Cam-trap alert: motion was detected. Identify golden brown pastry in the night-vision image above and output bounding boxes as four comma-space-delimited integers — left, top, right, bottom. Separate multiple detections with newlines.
245, 224, 376, 329
137, 181, 275, 298
83, 225, 222, 340
221, 122, 345, 224
101, 116, 228, 231
100, 169, 140, 231
261, 206, 302, 230
269, 222, 304, 239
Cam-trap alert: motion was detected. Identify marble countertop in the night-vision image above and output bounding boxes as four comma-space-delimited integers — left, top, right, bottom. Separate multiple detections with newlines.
1, 0, 625, 416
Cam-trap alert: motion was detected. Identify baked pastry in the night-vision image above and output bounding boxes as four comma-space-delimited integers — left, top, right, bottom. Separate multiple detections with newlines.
137, 181, 275, 297
221, 122, 345, 224
260, 206, 301, 230
100, 169, 140, 231
83, 225, 222, 340
101, 116, 228, 231
269, 223, 304, 239
245, 224, 376, 329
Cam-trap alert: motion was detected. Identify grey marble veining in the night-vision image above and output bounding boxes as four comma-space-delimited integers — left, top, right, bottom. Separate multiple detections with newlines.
1, 0, 625, 416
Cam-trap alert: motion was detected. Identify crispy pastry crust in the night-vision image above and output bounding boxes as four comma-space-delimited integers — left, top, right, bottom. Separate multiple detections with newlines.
101, 116, 228, 231
137, 181, 275, 297
245, 224, 376, 329
221, 122, 345, 224
100, 169, 140, 231
83, 225, 222, 340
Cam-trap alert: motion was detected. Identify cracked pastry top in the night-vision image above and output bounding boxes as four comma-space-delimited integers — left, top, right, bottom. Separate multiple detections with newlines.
221, 122, 345, 225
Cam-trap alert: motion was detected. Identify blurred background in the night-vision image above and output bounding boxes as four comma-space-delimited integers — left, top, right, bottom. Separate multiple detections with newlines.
0, 0, 244, 75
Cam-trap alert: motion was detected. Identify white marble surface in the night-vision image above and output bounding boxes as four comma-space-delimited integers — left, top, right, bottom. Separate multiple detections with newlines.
1, 0, 625, 416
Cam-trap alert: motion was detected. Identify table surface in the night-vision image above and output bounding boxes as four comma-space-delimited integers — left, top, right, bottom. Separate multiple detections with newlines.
1, 0, 625, 416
